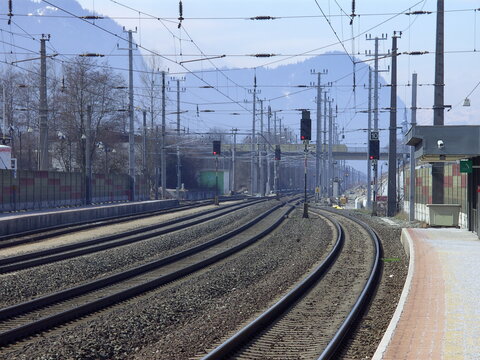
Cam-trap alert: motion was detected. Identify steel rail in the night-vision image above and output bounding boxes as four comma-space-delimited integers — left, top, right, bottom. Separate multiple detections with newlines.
0, 199, 267, 273
0, 203, 294, 347
201, 211, 344, 360
0, 195, 251, 249
314, 208, 382, 360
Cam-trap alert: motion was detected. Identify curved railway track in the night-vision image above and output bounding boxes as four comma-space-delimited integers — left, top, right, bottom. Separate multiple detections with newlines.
0, 199, 268, 273
0, 196, 250, 250
201, 207, 382, 360
0, 201, 295, 347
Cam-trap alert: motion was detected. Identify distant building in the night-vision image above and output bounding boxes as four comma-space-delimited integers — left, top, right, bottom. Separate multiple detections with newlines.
0, 145, 12, 169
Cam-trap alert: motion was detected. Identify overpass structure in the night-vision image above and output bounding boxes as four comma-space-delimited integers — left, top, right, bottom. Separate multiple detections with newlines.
222, 143, 406, 161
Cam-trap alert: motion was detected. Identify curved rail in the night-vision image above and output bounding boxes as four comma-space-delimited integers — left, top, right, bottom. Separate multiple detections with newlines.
201, 212, 344, 360
315, 208, 382, 360
0, 202, 295, 347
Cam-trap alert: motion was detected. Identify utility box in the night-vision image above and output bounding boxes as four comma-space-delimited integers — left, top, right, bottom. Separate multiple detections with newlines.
427, 204, 461, 227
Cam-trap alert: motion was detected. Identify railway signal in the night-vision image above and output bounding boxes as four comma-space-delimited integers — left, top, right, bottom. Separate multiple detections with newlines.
300, 110, 311, 141
213, 140, 221, 155
368, 139, 380, 160
275, 145, 281, 160
213, 140, 221, 205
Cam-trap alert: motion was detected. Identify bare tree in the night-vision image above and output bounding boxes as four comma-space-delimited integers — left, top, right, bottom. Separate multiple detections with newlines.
52, 57, 127, 173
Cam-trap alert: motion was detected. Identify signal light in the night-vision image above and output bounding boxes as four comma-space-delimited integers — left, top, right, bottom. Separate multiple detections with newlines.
369, 139, 379, 160
300, 110, 311, 141
275, 145, 281, 160
213, 140, 221, 155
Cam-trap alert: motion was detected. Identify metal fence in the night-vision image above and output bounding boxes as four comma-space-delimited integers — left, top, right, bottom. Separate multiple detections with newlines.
0, 169, 149, 212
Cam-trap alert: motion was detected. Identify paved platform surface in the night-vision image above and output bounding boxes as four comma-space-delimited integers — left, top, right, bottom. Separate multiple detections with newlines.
373, 228, 480, 359
0, 199, 179, 236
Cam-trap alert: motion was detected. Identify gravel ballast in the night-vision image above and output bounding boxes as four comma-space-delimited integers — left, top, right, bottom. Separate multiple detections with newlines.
0, 205, 410, 360
0, 208, 335, 360
336, 209, 409, 359
0, 201, 277, 308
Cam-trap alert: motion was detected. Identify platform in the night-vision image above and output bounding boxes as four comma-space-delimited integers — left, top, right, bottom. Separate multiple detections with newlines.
0, 200, 179, 236
373, 227, 480, 359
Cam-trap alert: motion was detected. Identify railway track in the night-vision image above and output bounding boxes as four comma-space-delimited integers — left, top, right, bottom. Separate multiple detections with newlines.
0, 196, 249, 250
201, 207, 382, 360
0, 199, 267, 273
0, 201, 295, 347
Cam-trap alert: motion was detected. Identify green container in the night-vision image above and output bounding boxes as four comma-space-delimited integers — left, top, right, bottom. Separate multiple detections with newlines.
199, 171, 224, 194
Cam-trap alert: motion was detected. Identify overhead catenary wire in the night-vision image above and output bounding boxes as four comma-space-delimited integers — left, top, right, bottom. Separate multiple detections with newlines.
257, 0, 426, 69
3, 0, 476, 136
104, 0, 250, 93
41, 0, 253, 116
4, 6, 478, 20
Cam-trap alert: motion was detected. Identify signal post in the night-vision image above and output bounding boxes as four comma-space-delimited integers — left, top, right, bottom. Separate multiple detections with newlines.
301, 110, 311, 218
369, 130, 380, 215
274, 145, 281, 199
213, 140, 221, 205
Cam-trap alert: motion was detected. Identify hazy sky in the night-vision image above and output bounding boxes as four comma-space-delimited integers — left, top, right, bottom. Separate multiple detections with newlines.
75, 0, 480, 128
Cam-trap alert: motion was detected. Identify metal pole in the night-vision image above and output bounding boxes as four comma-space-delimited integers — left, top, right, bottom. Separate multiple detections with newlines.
303, 141, 309, 218
161, 71, 167, 199
274, 111, 278, 144
151, 78, 155, 131
232, 128, 237, 193
323, 91, 327, 196
143, 110, 147, 174
176, 79, 181, 200
328, 101, 333, 197
259, 99, 265, 196
127, 30, 135, 201
315, 73, 322, 201
176, 80, 181, 133
274, 158, 278, 196
214, 156, 219, 205
409, 73, 418, 221
267, 105, 271, 139
367, 68, 372, 209
387, 32, 400, 217
2, 86, 5, 143
432, 0, 445, 204
85, 105, 92, 205
176, 146, 181, 199
250, 76, 256, 195
39, 36, 49, 170
267, 106, 271, 193
155, 125, 159, 200
372, 37, 380, 216
434, 0, 444, 126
